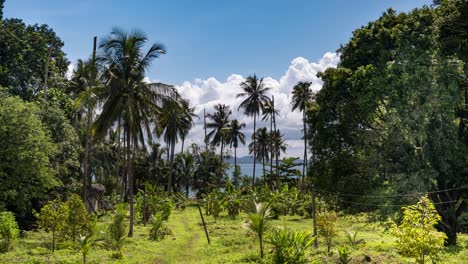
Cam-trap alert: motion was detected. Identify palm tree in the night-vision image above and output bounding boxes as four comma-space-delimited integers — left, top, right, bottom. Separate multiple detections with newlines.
157, 98, 193, 195
206, 104, 232, 162
92, 28, 175, 237
291, 81, 313, 189
249, 127, 270, 184
243, 199, 275, 258
237, 75, 271, 186
224, 119, 246, 173
262, 97, 280, 179
179, 99, 197, 153
270, 130, 287, 187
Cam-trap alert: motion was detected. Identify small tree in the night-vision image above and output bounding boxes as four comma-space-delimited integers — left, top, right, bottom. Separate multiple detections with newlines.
0, 211, 19, 252
148, 214, 173, 241
63, 194, 93, 241
107, 205, 127, 259
316, 210, 337, 253
392, 195, 446, 264
35, 199, 68, 252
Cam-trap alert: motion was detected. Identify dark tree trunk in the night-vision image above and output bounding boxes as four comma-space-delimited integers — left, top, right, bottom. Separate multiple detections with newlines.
127, 126, 134, 237
302, 110, 308, 190
252, 114, 257, 187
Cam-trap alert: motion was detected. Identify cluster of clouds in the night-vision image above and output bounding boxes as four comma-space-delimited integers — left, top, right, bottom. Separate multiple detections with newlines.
66, 52, 340, 157
174, 52, 340, 157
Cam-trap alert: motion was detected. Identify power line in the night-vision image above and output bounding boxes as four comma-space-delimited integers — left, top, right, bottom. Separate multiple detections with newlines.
312, 185, 468, 198
332, 198, 466, 208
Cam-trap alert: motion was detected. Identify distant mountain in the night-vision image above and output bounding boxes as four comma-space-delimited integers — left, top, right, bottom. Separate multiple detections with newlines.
226, 156, 303, 164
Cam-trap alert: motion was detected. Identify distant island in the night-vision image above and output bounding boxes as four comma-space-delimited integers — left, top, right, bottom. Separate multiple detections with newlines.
226, 156, 303, 164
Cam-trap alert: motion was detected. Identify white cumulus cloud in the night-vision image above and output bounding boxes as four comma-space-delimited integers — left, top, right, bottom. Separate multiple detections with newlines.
167, 52, 340, 158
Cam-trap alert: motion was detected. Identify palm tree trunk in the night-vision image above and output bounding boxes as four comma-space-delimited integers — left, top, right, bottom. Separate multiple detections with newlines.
181, 137, 185, 153
220, 141, 224, 186
272, 98, 279, 188
116, 117, 123, 201
252, 114, 257, 187
127, 127, 134, 237
262, 156, 266, 186
168, 141, 176, 196
269, 117, 273, 181
302, 111, 307, 190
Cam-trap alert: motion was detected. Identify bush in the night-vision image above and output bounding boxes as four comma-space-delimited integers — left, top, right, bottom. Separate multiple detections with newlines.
148, 214, 173, 241
136, 184, 172, 224
266, 228, 314, 264
0, 211, 19, 252
107, 205, 127, 258
337, 246, 352, 264
317, 210, 337, 253
203, 191, 223, 219
392, 195, 446, 264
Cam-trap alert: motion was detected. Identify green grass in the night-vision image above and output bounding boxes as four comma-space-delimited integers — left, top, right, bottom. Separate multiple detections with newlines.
1, 204, 467, 263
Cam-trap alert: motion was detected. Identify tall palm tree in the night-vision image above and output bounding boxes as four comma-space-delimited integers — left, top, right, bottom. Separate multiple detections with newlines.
224, 119, 246, 172
291, 81, 313, 189
206, 104, 232, 162
270, 130, 287, 187
92, 28, 175, 237
157, 98, 193, 195
237, 75, 271, 186
262, 98, 280, 178
179, 99, 197, 153
249, 127, 270, 184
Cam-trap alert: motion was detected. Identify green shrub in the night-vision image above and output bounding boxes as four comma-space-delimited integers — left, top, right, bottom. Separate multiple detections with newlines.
107, 205, 127, 258
203, 191, 223, 219
148, 214, 173, 241
62, 194, 94, 241
0, 211, 19, 252
392, 195, 446, 264
344, 230, 362, 248
337, 246, 352, 264
317, 210, 337, 253
136, 184, 172, 224
35, 198, 68, 252
266, 228, 314, 264
224, 182, 241, 218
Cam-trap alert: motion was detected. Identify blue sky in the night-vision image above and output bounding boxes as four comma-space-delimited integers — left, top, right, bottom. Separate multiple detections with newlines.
4, 0, 432, 157
5, 0, 431, 85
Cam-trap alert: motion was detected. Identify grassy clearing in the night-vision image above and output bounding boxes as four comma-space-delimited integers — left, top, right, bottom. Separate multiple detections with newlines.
1, 204, 467, 263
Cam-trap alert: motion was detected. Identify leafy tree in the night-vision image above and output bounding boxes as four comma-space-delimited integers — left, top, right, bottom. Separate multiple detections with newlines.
317, 210, 337, 253
309, 5, 466, 244
0, 211, 19, 252
62, 194, 93, 242
0, 0, 4, 20
107, 205, 127, 259
237, 75, 271, 186
35, 199, 68, 252
0, 96, 58, 227
37, 102, 82, 194
148, 213, 172, 241
0, 18, 69, 100
392, 196, 446, 264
